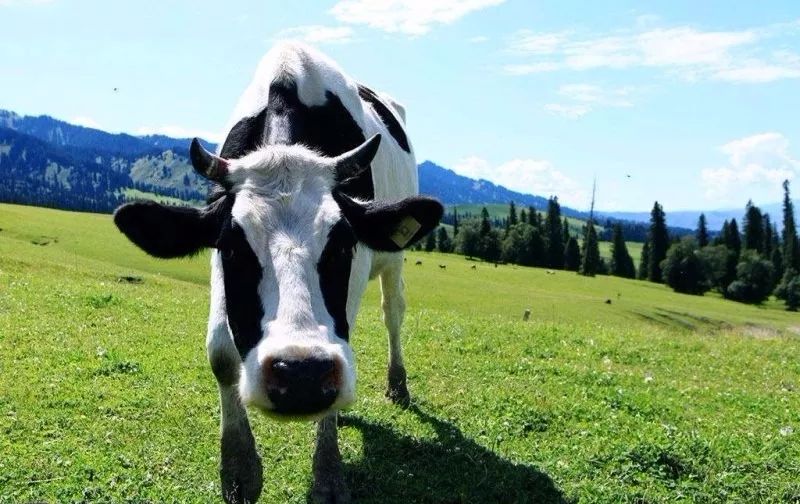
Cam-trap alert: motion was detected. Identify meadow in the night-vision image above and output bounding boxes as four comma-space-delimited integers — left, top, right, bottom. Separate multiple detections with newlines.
1, 202, 799, 503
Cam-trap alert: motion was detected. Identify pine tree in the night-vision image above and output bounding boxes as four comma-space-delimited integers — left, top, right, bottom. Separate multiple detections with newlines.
697, 213, 709, 248
480, 207, 491, 236
528, 206, 539, 229
544, 197, 565, 269
452, 207, 459, 236
726, 218, 742, 257
436, 226, 452, 253
610, 223, 636, 278
508, 201, 518, 226
424, 230, 437, 252
782, 180, 799, 270
519, 208, 527, 226
647, 201, 669, 283
638, 241, 650, 280
564, 237, 580, 271
562, 217, 570, 244
714, 220, 730, 246
743, 200, 764, 253
580, 220, 600, 276
763, 214, 773, 258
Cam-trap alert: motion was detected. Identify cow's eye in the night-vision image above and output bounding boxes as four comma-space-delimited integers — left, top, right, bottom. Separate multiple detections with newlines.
221, 248, 234, 260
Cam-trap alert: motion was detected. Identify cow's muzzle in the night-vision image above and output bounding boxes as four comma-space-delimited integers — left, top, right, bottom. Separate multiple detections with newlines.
263, 356, 340, 415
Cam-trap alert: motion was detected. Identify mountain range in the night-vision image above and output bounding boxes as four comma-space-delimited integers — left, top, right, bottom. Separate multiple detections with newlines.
1, 109, 789, 233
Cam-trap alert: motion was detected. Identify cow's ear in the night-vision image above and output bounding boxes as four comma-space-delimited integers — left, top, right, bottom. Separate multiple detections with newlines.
113, 200, 226, 258
333, 191, 443, 251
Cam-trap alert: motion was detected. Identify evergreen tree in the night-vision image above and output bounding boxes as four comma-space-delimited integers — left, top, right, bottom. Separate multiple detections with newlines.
782, 180, 799, 270
743, 200, 764, 253
763, 214, 773, 257
697, 213, 709, 248
544, 197, 565, 269
452, 207, 459, 236
610, 223, 636, 278
519, 208, 527, 226
647, 201, 669, 283
638, 241, 650, 280
714, 220, 729, 246
424, 230, 437, 252
436, 226, 453, 253
564, 237, 580, 271
562, 217, 570, 244
508, 201, 518, 226
724, 218, 742, 257
480, 207, 491, 236
580, 220, 600, 277
481, 229, 502, 263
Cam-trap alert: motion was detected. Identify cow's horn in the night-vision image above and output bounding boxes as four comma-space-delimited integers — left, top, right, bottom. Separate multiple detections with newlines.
332, 134, 382, 179
190, 138, 229, 181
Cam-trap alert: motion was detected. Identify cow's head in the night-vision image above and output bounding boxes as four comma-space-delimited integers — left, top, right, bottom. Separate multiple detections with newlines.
114, 134, 442, 419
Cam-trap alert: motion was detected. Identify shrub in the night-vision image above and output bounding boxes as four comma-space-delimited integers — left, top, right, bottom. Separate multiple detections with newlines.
725, 251, 774, 304
662, 237, 708, 295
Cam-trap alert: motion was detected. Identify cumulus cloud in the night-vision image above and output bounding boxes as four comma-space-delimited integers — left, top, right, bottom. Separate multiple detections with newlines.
330, 0, 506, 36
504, 20, 800, 83
701, 133, 799, 202
136, 125, 223, 143
453, 156, 590, 208
272, 25, 356, 45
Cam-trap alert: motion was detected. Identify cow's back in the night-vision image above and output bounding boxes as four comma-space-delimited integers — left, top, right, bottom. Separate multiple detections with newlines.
220, 42, 417, 201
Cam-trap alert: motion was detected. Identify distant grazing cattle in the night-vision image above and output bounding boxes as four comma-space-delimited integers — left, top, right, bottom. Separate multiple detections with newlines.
471, 264, 476, 270
113, 42, 442, 503
415, 260, 423, 265
439, 264, 446, 269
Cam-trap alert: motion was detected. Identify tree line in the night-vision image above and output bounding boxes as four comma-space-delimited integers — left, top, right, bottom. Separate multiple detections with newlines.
419, 181, 800, 311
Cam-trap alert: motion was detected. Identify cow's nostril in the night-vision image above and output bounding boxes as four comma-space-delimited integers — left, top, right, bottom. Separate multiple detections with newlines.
264, 357, 340, 415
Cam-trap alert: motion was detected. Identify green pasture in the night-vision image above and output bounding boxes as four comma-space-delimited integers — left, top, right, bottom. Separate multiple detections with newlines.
1, 203, 798, 503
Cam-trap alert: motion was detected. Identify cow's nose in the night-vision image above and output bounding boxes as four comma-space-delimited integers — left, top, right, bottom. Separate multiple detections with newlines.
264, 357, 339, 415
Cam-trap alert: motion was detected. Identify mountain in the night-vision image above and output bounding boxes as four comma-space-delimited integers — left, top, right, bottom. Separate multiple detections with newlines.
419, 161, 590, 219
602, 200, 798, 232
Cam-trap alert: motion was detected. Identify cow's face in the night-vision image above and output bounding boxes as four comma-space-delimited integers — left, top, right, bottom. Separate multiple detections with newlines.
114, 135, 442, 420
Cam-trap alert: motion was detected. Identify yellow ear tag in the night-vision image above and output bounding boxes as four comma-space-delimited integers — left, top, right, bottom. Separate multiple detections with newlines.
390, 217, 422, 248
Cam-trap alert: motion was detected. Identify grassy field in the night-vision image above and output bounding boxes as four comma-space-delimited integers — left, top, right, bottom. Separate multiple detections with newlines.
1, 203, 799, 503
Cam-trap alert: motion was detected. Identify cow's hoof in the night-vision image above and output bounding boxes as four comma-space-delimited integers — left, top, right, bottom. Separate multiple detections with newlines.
310, 475, 351, 504
386, 365, 410, 408
221, 429, 264, 504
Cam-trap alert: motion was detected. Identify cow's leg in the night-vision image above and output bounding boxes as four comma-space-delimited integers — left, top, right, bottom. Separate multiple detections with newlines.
310, 413, 350, 504
209, 329, 263, 504
380, 258, 410, 406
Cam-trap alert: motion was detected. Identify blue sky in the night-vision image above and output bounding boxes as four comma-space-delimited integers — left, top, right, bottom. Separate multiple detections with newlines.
2, 0, 799, 212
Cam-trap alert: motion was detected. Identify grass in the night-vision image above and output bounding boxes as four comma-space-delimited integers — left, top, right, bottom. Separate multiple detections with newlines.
1, 202, 799, 503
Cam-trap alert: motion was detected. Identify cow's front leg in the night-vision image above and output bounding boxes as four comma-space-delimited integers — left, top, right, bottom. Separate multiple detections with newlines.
209, 333, 262, 502
380, 262, 410, 406
310, 413, 350, 504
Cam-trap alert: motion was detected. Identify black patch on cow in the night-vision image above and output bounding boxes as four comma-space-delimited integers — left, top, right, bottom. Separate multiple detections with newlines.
317, 219, 357, 341
114, 199, 229, 258
214, 195, 265, 359
263, 81, 375, 201
333, 191, 444, 252
219, 109, 269, 159
357, 84, 410, 153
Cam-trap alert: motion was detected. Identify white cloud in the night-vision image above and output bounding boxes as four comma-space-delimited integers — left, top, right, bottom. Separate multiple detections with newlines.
71, 116, 103, 130
136, 125, 223, 143
701, 133, 799, 202
273, 25, 356, 45
505, 21, 800, 83
453, 156, 589, 208
330, 0, 506, 36
545, 84, 635, 118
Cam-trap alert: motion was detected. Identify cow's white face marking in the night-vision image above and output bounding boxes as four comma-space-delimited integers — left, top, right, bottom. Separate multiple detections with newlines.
220, 145, 358, 418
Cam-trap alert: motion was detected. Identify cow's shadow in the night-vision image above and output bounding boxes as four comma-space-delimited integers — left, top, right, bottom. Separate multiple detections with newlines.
331, 403, 572, 504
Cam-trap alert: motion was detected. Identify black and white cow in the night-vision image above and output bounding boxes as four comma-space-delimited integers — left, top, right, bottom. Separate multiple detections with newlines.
114, 42, 442, 503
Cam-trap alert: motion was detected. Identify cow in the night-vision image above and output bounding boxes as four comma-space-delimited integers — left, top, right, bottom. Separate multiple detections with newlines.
113, 42, 443, 503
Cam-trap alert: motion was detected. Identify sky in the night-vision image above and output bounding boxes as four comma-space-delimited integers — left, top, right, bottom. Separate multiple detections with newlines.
1, 0, 799, 212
